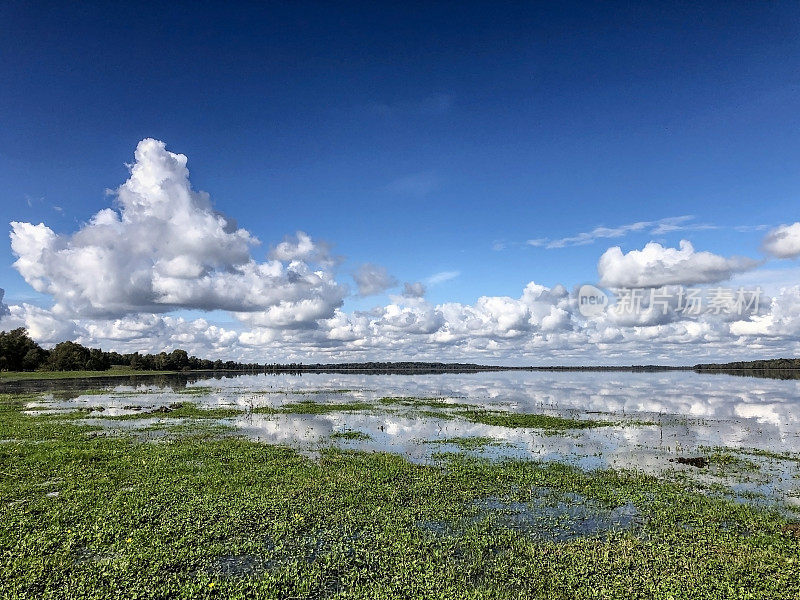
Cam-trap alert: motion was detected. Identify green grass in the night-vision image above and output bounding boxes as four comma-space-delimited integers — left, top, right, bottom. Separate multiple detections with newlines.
330, 431, 372, 441
1, 392, 799, 598
379, 396, 472, 409
424, 436, 506, 450
702, 450, 760, 473
175, 386, 216, 396
0, 368, 178, 382
103, 402, 243, 420
456, 409, 614, 430
729, 447, 800, 463
253, 400, 375, 415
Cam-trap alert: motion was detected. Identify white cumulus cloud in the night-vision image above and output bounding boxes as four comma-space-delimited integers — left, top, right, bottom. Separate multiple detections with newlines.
4, 139, 798, 365
730, 286, 800, 337
10, 139, 345, 323
762, 223, 800, 259
598, 240, 759, 288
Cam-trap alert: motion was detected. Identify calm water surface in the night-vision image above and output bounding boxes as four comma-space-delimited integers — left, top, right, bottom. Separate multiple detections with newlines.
17, 370, 800, 509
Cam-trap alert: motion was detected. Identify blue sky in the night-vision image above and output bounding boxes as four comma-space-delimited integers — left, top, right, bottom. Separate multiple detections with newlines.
1, 2, 800, 364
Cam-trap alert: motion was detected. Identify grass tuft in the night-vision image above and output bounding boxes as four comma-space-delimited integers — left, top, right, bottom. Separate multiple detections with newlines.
456, 409, 613, 430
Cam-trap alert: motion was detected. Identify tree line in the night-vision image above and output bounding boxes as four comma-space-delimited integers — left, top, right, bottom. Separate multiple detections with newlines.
694, 359, 800, 371
693, 358, 800, 379
5, 326, 796, 375
0, 328, 262, 372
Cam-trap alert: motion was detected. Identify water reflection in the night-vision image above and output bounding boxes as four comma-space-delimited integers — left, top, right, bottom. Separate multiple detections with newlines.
15, 370, 800, 508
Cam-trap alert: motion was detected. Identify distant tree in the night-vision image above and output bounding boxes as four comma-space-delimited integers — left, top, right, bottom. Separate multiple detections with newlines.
1, 329, 264, 373
22, 347, 48, 370
0, 328, 48, 371
46, 341, 92, 371
105, 351, 126, 366
85, 348, 111, 371
168, 349, 189, 370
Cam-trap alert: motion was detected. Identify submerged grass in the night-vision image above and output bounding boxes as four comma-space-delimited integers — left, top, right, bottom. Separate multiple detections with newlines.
731, 447, 800, 463
330, 430, 372, 441
703, 449, 761, 473
379, 396, 472, 409
90, 402, 243, 420
253, 400, 375, 415
1, 391, 799, 598
456, 409, 613, 430
424, 436, 506, 450
174, 386, 216, 396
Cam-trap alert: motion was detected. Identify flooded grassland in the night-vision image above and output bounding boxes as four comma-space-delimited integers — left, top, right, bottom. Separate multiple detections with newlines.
1, 371, 799, 598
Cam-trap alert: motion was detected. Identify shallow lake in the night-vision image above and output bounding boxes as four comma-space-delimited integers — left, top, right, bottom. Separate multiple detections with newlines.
14, 369, 800, 511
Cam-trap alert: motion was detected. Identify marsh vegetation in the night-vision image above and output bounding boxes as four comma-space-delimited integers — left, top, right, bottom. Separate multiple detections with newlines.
2, 370, 800, 598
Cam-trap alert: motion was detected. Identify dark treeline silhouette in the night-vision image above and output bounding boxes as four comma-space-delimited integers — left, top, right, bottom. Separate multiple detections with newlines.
265, 363, 690, 374
263, 362, 514, 374
0, 328, 262, 373
695, 358, 800, 371
0, 330, 697, 374
694, 358, 800, 380
7, 327, 798, 378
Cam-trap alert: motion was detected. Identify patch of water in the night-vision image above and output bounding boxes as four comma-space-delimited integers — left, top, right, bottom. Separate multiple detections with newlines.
19, 370, 800, 508
208, 554, 269, 577
419, 487, 641, 542
474, 496, 639, 541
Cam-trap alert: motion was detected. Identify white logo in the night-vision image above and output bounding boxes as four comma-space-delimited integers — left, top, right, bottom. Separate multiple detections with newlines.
577, 284, 608, 317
